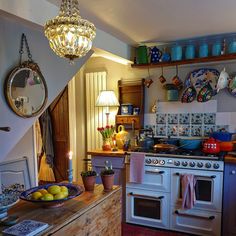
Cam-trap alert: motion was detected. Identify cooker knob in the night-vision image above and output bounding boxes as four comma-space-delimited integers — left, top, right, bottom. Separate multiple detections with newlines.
174, 161, 180, 166
152, 159, 158, 164
159, 160, 165, 165
205, 162, 211, 168
189, 162, 195, 167
197, 162, 203, 168
213, 163, 220, 169
182, 161, 188, 167
145, 159, 152, 164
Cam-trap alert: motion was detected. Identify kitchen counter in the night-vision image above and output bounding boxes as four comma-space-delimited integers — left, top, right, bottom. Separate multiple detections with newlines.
224, 155, 236, 164
0, 185, 122, 236
87, 149, 127, 157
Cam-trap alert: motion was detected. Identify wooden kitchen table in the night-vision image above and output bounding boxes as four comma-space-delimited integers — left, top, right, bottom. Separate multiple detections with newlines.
0, 185, 122, 236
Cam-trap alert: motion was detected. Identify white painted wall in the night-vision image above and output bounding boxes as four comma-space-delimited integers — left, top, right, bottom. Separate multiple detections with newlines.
84, 57, 236, 114
5, 127, 36, 187
0, 14, 92, 161
0, 0, 132, 61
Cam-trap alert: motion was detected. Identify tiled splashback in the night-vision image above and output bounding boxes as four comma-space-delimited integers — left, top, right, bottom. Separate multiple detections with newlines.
144, 101, 236, 138
153, 112, 228, 137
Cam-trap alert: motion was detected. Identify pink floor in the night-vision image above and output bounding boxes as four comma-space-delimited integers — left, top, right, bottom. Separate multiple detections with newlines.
122, 223, 191, 236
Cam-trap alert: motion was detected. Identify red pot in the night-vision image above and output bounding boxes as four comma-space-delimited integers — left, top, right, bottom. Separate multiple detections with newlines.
202, 137, 220, 154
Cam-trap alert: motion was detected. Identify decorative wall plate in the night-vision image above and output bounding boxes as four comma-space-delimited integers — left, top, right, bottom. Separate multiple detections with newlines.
184, 68, 220, 97
228, 75, 236, 97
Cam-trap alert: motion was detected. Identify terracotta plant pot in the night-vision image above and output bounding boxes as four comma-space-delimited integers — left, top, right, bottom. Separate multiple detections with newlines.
101, 174, 114, 192
82, 176, 96, 191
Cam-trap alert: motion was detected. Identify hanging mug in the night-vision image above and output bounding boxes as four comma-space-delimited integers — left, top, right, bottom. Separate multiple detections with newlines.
159, 67, 166, 84
216, 68, 229, 92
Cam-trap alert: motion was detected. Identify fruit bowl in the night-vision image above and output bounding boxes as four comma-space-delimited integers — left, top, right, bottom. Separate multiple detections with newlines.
20, 183, 84, 208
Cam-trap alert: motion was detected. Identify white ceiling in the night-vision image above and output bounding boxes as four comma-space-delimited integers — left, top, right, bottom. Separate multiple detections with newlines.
48, 0, 236, 46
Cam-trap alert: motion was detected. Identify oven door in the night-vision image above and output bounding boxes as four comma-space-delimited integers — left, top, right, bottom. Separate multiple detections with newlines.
126, 187, 170, 229
171, 207, 221, 236
171, 168, 223, 212
141, 166, 170, 191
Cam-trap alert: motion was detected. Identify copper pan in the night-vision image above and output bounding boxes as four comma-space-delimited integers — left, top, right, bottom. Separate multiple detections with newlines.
153, 143, 178, 152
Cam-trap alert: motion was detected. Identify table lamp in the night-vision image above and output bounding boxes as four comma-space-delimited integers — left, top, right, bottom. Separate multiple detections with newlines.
96, 90, 120, 126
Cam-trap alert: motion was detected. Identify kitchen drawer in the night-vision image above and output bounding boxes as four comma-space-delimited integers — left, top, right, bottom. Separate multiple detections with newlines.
116, 115, 141, 129
170, 207, 221, 236
127, 116, 140, 127
116, 116, 128, 123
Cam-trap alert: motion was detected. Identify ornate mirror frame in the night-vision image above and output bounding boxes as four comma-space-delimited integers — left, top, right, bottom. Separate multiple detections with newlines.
4, 62, 48, 118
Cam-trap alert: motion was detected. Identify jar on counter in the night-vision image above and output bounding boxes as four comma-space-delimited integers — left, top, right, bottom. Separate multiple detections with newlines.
212, 41, 222, 56
171, 44, 182, 61
199, 41, 209, 58
228, 38, 236, 54
185, 42, 195, 59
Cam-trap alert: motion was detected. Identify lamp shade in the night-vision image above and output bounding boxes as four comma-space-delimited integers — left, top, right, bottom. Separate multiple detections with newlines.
96, 90, 119, 107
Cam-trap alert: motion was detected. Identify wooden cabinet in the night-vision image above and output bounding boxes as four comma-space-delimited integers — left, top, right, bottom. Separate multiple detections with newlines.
5, 185, 122, 236
116, 79, 145, 130
116, 115, 140, 129
91, 155, 126, 185
88, 150, 127, 221
223, 162, 236, 236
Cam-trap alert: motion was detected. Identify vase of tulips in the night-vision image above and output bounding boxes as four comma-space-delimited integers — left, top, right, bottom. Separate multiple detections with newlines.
97, 125, 115, 151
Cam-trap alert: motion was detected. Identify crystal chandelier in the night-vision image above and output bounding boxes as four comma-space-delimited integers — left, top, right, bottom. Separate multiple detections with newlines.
44, 0, 96, 62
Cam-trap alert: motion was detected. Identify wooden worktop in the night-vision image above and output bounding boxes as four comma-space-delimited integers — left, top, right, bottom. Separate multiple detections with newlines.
87, 149, 127, 157
224, 155, 236, 164
1, 185, 121, 236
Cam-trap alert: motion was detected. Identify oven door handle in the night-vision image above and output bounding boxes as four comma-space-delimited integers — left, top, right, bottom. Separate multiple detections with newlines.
145, 170, 165, 175
175, 173, 216, 179
175, 210, 215, 220
128, 192, 164, 200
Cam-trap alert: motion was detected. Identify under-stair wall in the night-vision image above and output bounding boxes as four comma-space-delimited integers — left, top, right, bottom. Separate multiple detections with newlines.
0, 14, 93, 162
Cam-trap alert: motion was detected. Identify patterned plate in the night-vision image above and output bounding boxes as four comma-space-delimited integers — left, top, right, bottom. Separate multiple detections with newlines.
184, 68, 220, 98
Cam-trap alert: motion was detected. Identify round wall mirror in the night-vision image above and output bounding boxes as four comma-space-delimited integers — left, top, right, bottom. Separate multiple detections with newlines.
4, 62, 48, 118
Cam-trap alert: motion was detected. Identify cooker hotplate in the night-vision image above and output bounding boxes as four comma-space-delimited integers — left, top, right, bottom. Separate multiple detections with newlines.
130, 147, 225, 160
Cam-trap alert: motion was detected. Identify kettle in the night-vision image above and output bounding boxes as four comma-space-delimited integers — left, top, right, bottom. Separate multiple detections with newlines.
202, 137, 220, 154
116, 125, 129, 149
138, 129, 154, 150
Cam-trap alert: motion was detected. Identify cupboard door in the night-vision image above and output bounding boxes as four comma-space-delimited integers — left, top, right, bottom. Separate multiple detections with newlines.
223, 163, 236, 236
91, 156, 125, 185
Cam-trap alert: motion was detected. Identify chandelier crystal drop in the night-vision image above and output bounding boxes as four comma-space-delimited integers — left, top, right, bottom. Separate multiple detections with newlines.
44, 0, 96, 62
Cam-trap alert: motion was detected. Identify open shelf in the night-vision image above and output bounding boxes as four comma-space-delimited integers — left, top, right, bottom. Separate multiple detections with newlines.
131, 53, 236, 69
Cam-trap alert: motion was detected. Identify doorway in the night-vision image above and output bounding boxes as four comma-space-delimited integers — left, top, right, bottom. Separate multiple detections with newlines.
49, 86, 70, 182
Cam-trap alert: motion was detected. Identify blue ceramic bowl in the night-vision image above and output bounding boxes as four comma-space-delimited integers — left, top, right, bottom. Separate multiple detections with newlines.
179, 138, 202, 150
20, 183, 83, 208
0, 195, 19, 219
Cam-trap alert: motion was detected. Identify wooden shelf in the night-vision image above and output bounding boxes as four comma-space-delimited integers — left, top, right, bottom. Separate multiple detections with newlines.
131, 53, 236, 69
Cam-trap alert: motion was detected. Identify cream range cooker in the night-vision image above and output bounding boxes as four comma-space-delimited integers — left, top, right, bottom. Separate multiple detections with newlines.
126, 150, 224, 236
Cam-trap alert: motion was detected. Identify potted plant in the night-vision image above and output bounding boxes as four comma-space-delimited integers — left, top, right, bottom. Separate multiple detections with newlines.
80, 170, 97, 191
100, 161, 115, 192
97, 125, 115, 151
